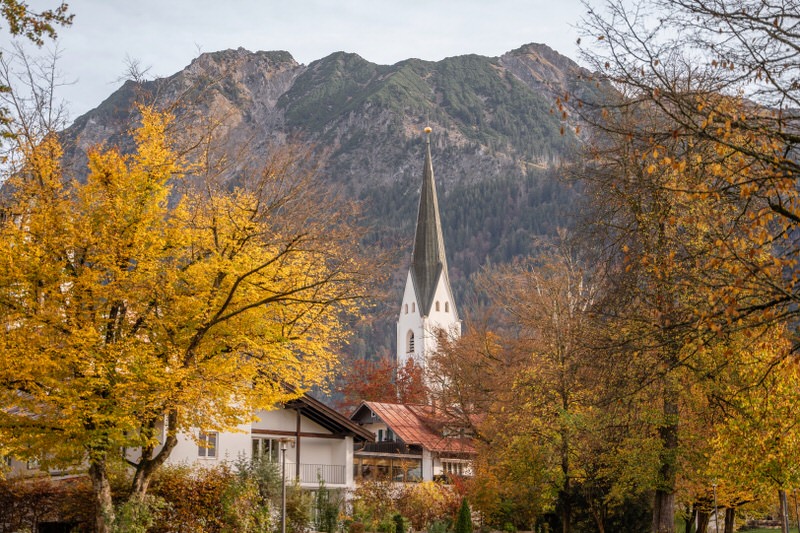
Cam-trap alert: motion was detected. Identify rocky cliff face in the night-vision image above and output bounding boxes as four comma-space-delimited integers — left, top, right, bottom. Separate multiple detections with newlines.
62, 42, 591, 186
59, 43, 597, 356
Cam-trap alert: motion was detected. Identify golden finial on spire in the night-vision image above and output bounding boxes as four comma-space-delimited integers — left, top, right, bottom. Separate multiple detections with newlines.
423, 126, 432, 134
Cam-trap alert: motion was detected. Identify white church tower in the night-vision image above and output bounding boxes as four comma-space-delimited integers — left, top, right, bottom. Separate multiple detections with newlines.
397, 128, 461, 370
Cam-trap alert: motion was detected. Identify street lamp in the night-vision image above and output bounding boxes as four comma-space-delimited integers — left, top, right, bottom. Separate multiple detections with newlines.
280, 438, 295, 533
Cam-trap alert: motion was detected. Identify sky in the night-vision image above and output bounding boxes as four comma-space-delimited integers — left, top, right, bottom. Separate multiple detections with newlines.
11, 0, 588, 122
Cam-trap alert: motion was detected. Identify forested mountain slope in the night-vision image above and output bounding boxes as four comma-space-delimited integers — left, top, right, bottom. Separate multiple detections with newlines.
60, 42, 599, 357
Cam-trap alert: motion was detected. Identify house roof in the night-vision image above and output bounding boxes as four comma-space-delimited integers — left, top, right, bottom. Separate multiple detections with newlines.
352, 401, 474, 454
410, 132, 456, 318
284, 393, 375, 442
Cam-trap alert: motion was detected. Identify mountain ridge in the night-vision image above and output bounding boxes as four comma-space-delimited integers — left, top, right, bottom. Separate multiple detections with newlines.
59, 42, 597, 358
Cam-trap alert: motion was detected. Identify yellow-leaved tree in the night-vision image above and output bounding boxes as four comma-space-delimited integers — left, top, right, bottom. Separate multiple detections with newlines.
0, 106, 379, 532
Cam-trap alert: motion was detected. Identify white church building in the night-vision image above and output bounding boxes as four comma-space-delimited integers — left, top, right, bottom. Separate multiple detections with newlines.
351, 129, 474, 483
396, 128, 462, 371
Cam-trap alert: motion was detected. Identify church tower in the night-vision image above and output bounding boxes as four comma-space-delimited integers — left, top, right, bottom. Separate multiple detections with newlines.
397, 128, 461, 370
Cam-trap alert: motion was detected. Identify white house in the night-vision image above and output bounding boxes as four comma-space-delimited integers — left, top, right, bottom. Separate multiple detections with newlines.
9, 393, 373, 491
163, 393, 374, 490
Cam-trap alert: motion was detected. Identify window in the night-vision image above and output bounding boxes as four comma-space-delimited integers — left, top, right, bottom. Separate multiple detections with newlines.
198, 431, 218, 458
445, 302, 449, 313
435, 301, 440, 312
411, 302, 415, 313
443, 461, 465, 476
355, 457, 421, 482
404, 303, 408, 314
407, 331, 415, 354
378, 429, 384, 442
252, 437, 280, 462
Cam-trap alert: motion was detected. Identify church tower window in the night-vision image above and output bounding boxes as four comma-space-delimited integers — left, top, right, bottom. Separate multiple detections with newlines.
435, 301, 440, 312
407, 331, 415, 354
445, 302, 449, 313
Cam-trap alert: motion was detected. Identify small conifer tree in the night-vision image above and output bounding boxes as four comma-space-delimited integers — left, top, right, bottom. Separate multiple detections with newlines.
455, 498, 472, 533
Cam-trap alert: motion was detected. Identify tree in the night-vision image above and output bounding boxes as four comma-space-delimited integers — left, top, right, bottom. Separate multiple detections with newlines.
578, 0, 800, 346
334, 355, 427, 410
0, 0, 71, 144
431, 241, 611, 532
0, 106, 380, 532
576, 2, 800, 530
455, 498, 473, 533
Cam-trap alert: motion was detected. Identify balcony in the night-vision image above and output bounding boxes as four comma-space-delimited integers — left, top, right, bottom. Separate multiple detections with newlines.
358, 441, 419, 455
284, 463, 347, 485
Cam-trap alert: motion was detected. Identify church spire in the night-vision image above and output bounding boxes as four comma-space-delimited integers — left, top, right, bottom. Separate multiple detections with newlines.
397, 127, 461, 370
411, 128, 452, 317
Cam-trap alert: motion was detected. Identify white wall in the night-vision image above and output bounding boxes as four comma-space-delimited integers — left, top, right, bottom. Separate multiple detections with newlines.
397, 271, 461, 370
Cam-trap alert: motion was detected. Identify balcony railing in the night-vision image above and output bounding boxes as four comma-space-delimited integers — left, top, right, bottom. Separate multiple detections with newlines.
358, 442, 419, 455
284, 463, 346, 485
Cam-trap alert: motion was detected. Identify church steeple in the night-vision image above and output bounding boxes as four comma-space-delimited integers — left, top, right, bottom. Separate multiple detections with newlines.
396, 128, 461, 370
410, 128, 453, 317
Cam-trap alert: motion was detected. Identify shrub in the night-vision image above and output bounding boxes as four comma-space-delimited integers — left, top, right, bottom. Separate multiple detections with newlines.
286, 480, 313, 533
397, 481, 458, 530
454, 499, 472, 533
427, 520, 449, 533
393, 513, 408, 533
349, 521, 366, 533
315, 477, 342, 533
0, 475, 94, 531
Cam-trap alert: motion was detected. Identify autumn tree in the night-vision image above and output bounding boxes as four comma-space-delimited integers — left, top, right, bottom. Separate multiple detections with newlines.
572, 2, 800, 530
0, 107, 380, 532
0, 0, 71, 145
578, 0, 800, 346
431, 241, 616, 532
335, 355, 427, 410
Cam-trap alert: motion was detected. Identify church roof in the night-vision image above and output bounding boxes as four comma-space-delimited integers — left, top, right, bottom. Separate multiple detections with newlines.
411, 133, 452, 316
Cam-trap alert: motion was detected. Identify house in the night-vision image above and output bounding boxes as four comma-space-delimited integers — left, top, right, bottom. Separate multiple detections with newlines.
9, 393, 373, 492
350, 401, 474, 483
160, 392, 374, 490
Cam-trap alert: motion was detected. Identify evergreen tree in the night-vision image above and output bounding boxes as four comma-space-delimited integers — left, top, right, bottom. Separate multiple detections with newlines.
455, 498, 472, 533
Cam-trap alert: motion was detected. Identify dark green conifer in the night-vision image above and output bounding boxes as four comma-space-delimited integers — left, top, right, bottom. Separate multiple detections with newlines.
454, 498, 472, 533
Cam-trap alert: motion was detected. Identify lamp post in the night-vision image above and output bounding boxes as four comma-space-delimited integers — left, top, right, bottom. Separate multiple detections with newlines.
712, 480, 719, 533
281, 439, 289, 533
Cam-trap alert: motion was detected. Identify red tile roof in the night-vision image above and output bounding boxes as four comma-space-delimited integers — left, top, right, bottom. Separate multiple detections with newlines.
357, 401, 474, 454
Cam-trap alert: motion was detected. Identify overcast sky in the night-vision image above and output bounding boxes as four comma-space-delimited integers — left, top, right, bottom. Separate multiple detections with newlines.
12, 0, 589, 122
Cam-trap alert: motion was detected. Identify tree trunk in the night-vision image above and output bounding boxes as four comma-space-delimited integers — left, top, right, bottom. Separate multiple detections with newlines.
88, 456, 114, 533
684, 506, 696, 533
723, 508, 735, 533
653, 384, 679, 533
588, 495, 606, 533
130, 410, 180, 498
696, 509, 710, 533
779, 489, 790, 533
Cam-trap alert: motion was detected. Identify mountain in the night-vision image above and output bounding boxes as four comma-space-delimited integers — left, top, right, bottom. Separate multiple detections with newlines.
60, 43, 599, 358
